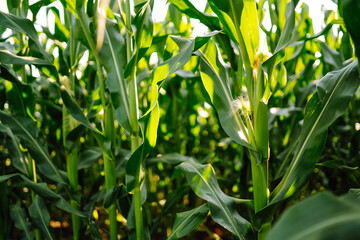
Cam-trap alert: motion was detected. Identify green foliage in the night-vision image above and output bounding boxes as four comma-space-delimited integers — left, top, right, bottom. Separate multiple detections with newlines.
0, 0, 359, 239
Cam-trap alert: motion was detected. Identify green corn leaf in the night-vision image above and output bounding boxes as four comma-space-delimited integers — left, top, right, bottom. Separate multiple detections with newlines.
103, 185, 122, 209
0, 11, 59, 81
60, 87, 114, 160
124, 1, 153, 79
168, 0, 236, 67
126, 34, 212, 192
266, 191, 360, 240
254, 60, 360, 229
168, 0, 221, 30
126, 103, 160, 192
0, 111, 65, 184
321, 42, 342, 69
77, 147, 102, 170
145, 36, 194, 115
0, 173, 88, 218
10, 201, 34, 240
0, 124, 28, 175
0, 65, 26, 86
100, 22, 132, 133
0, 49, 50, 65
0, 11, 52, 62
263, 1, 297, 79
208, 0, 259, 66
59, 0, 76, 14
341, 0, 360, 58
29, 196, 54, 240
177, 160, 251, 240
147, 153, 194, 165
134, 0, 153, 52
197, 40, 253, 150
167, 204, 209, 240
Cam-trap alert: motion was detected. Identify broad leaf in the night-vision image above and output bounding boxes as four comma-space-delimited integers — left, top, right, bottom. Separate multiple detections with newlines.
197, 40, 253, 150
254, 60, 360, 229
29, 196, 54, 240
0, 173, 88, 218
178, 160, 251, 239
100, 22, 132, 133
0, 49, 50, 65
0, 111, 65, 184
60, 87, 114, 160
167, 204, 209, 240
0, 11, 51, 62
267, 191, 360, 240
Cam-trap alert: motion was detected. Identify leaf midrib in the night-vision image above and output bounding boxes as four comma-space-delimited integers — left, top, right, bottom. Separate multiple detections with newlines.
34, 200, 53, 239
10, 114, 63, 183
288, 213, 360, 240
14, 207, 32, 240
104, 28, 131, 124
278, 63, 354, 196
199, 49, 249, 141
187, 162, 245, 239
167, 204, 208, 240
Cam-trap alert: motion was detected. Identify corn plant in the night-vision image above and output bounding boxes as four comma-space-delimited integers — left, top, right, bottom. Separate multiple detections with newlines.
0, 0, 360, 239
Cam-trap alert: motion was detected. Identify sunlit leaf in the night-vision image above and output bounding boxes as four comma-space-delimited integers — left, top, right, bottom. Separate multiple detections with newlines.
197, 40, 253, 150
254, 60, 360, 229
178, 160, 251, 239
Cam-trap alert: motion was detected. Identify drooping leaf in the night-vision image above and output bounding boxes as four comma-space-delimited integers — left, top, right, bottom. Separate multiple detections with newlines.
0, 65, 26, 86
321, 42, 342, 69
60, 87, 114, 160
267, 191, 360, 240
0, 124, 28, 175
167, 204, 209, 240
0, 173, 88, 218
197, 40, 253, 150
0, 111, 66, 184
0, 11, 52, 62
178, 160, 251, 239
145, 36, 195, 114
29, 196, 54, 240
254, 60, 360, 229
168, 0, 220, 30
0, 49, 50, 65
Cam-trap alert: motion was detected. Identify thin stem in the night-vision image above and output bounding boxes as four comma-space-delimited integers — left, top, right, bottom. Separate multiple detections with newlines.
125, 0, 143, 239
